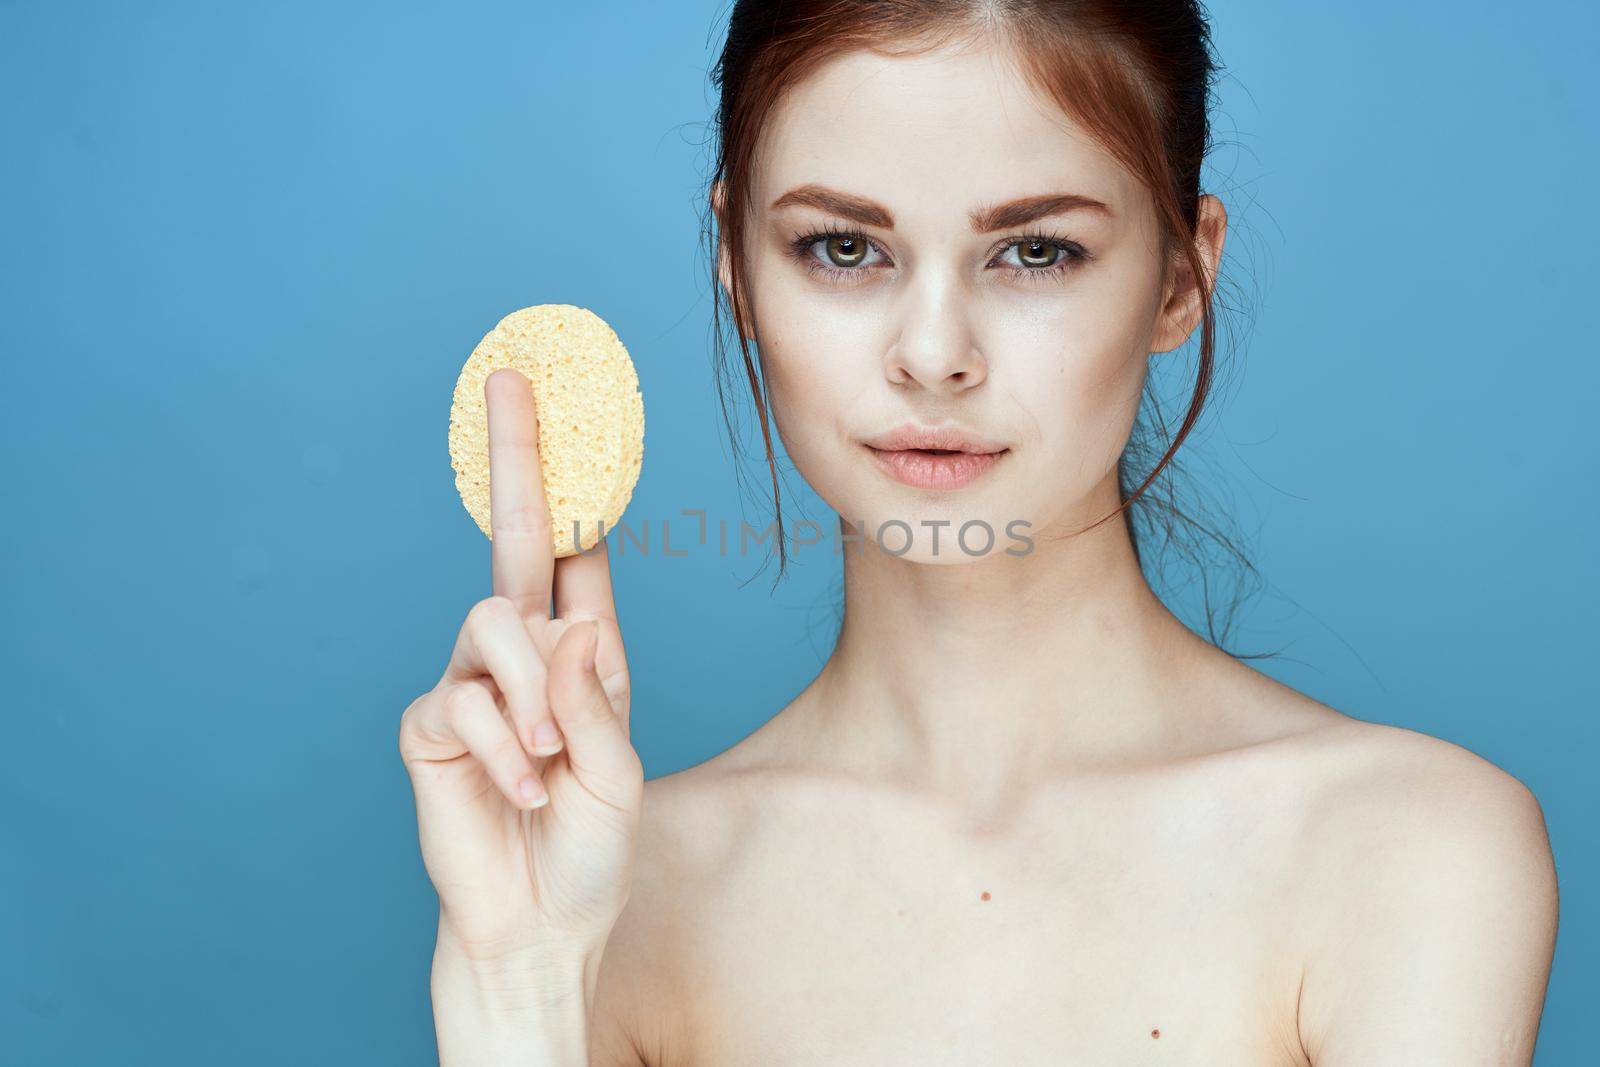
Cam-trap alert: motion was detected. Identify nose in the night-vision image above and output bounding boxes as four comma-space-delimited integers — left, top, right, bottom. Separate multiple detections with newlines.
883, 283, 989, 394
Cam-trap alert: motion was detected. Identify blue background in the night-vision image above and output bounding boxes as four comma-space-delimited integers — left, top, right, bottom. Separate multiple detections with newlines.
3, 1, 1594, 1062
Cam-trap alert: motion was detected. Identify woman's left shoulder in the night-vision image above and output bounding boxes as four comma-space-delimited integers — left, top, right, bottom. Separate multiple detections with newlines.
1262, 708, 1560, 1060
1243, 706, 1560, 1059
1282, 712, 1550, 855
1210, 661, 1550, 857
1258, 706, 1559, 955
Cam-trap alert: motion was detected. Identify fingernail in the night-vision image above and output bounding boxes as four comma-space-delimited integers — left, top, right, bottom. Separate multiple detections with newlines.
517, 776, 547, 808
532, 721, 562, 753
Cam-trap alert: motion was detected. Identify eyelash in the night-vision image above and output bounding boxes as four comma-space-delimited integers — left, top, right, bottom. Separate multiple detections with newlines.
785, 223, 1093, 286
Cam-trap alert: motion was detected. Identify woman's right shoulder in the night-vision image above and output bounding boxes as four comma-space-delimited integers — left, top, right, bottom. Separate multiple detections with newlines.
636, 758, 759, 883
588, 749, 788, 1065
631, 712, 811, 886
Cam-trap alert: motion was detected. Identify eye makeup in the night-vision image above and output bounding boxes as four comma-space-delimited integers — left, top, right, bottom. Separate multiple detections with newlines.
782, 218, 1094, 287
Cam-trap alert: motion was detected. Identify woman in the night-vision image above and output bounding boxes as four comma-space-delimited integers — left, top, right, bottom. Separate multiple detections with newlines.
399, 2, 1559, 1063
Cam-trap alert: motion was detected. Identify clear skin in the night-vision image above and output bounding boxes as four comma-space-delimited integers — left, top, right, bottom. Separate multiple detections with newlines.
402, 33, 1558, 1067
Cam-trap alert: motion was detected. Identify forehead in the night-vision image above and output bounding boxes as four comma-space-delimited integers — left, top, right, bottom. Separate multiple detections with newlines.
754, 37, 1138, 220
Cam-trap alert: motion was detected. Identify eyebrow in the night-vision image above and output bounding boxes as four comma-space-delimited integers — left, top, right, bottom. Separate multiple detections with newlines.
768, 182, 1114, 231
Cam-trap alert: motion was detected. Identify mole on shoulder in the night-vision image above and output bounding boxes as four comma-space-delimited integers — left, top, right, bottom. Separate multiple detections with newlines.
980, 890, 991, 901
1150, 1028, 1161, 1039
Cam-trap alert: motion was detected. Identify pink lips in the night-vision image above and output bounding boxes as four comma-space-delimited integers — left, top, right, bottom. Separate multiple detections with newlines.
866, 445, 1006, 490
860, 421, 1010, 490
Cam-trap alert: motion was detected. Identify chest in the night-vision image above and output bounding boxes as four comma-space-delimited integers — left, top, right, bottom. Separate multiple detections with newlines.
649, 788, 1310, 1065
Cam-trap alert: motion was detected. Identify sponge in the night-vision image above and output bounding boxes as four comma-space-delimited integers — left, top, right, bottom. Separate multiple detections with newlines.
448, 304, 644, 557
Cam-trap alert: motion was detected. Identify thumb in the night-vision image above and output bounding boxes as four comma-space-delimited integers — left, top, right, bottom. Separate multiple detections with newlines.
547, 620, 638, 798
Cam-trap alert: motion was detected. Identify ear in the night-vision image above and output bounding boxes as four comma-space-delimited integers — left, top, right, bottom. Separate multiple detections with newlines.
1150, 193, 1226, 355
711, 179, 754, 341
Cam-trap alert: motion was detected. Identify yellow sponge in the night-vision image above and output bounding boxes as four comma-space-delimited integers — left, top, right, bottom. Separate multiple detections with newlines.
448, 304, 644, 557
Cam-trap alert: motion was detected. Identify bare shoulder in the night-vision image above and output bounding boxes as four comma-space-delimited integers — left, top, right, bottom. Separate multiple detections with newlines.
1267, 707, 1559, 1063
1229, 671, 1558, 921
1202, 659, 1551, 860
1285, 712, 1554, 881
588, 751, 768, 1067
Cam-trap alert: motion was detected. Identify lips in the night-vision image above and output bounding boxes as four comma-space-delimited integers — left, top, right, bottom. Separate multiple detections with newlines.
862, 421, 1008, 455
867, 444, 1006, 490
861, 422, 1010, 490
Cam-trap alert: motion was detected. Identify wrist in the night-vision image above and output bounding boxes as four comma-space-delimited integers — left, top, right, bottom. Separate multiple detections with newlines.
431, 941, 593, 1065
434, 927, 596, 1005
434, 904, 614, 995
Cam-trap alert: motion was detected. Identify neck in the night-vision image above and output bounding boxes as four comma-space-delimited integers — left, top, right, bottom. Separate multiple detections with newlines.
791, 475, 1222, 805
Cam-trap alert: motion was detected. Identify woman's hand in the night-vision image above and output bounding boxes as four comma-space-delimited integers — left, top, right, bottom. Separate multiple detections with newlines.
399, 367, 643, 970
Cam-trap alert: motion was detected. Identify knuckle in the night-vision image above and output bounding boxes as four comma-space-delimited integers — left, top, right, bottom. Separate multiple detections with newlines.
600, 666, 631, 698
397, 693, 423, 752
466, 595, 515, 632
441, 682, 481, 725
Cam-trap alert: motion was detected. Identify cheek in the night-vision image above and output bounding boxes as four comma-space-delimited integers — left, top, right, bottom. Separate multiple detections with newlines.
746, 348, 846, 503
990, 283, 1152, 472
743, 262, 881, 456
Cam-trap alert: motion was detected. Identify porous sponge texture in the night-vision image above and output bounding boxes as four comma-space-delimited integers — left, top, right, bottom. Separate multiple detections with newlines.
448, 304, 645, 557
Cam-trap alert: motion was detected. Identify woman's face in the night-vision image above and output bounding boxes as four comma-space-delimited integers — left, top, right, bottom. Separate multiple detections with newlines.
717, 37, 1222, 564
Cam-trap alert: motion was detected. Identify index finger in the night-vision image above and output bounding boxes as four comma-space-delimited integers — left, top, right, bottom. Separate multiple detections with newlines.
485, 367, 554, 620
